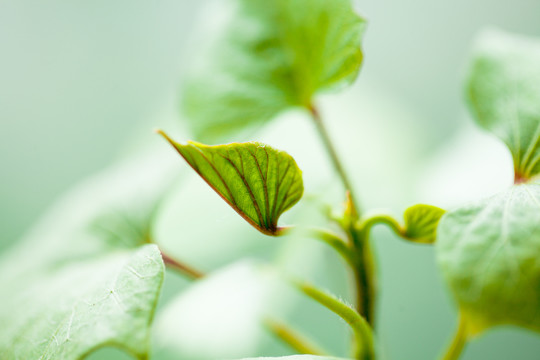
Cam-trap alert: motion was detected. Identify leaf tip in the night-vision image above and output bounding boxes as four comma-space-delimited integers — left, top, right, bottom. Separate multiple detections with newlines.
155, 128, 172, 142
156, 129, 186, 153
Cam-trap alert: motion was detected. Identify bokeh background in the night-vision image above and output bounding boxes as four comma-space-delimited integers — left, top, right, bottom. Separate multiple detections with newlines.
1, 0, 540, 359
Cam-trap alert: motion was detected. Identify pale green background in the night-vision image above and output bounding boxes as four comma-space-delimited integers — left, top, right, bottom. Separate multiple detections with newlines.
1, 0, 540, 359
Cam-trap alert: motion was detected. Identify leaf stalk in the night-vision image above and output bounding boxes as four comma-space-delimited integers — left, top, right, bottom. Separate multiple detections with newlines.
264, 318, 328, 356
359, 213, 404, 239
160, 250, 204, 280
309, 105, 361, 217
297, 282, 376, 360
309, 228, 356, 267
309, 105, 378, 328
440, 314, 469, 360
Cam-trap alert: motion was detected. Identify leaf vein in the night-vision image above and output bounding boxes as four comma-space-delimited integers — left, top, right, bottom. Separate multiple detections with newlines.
220, 155, 266, 229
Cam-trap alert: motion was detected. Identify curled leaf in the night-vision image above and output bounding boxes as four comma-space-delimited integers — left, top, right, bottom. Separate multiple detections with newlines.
403, 204, 445, 244
360, 204, 444, 245
159, 131, 303, 236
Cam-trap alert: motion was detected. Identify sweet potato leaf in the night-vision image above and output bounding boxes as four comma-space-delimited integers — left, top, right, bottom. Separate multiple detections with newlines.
182, 0, 366, 140
403, 204, 445, 244
436, 182, 540, 335
159, 131, 303, 236
0, 152, 176, 359
467, 29, 540, 181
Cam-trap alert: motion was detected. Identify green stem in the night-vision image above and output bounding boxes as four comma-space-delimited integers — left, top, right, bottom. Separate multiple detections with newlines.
309, 104, 377, 327
265, 318, 328, 356
297, 282, 375, 360
307, 225, 375, 327
360, 213, 403, 238
350, 213, 404, 326
309, 105, 361, 217
348, 228, 376, 327
309, 228, 356, 268
161, 250, 204, 280
440, 315, 468, 360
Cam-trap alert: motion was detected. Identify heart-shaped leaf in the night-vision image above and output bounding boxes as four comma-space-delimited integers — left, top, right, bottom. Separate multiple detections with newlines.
466, 29, 540, 181
436, 182, 540, 335
0, 152, 175, 359
182, 0, 366, 140
1, 245, 164, 360
159, 131, 303, 235
403, 204, 445, 244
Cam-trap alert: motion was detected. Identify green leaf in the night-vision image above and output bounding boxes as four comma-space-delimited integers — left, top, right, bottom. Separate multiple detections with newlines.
436, 182, 540, 335
403, 204, 445, 244
359, 205, 444, 245
466, 29, 540, 181
159, 131, 303, 236
0, 153, 174, 359
1, 246, 163, 360
182, 0, 366, 140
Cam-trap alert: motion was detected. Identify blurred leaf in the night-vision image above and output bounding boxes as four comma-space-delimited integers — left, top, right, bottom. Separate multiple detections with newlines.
403, 204, 445, 244
436, 182, 540, 335
160, 131, 303, 236
1, 246, 163, 360
183, 0, 366, 140
467, 29, 540, 180
154, 260, 289, 360
0, 152, 176, 359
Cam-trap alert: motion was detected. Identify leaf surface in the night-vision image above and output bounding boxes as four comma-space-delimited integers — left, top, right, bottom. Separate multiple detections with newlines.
467, 29, 540, 180
436, 182, 540, 335
403, 204, 445, 244
182, 0, 366, 140
0, 152, 175, 359
160, 131, 303, 235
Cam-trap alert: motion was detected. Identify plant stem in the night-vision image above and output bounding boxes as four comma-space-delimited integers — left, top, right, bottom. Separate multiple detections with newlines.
309, 104, 377, 327
440, 315, 468, 360
309, 228, 356, 268
161, 250, 204, 280
298, 282, 375, 360
309, 105, 361, 216
349, 229, 376, 327
349, 212, 407, 326
360, 213, 403, 238
265, 318, 328, 356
